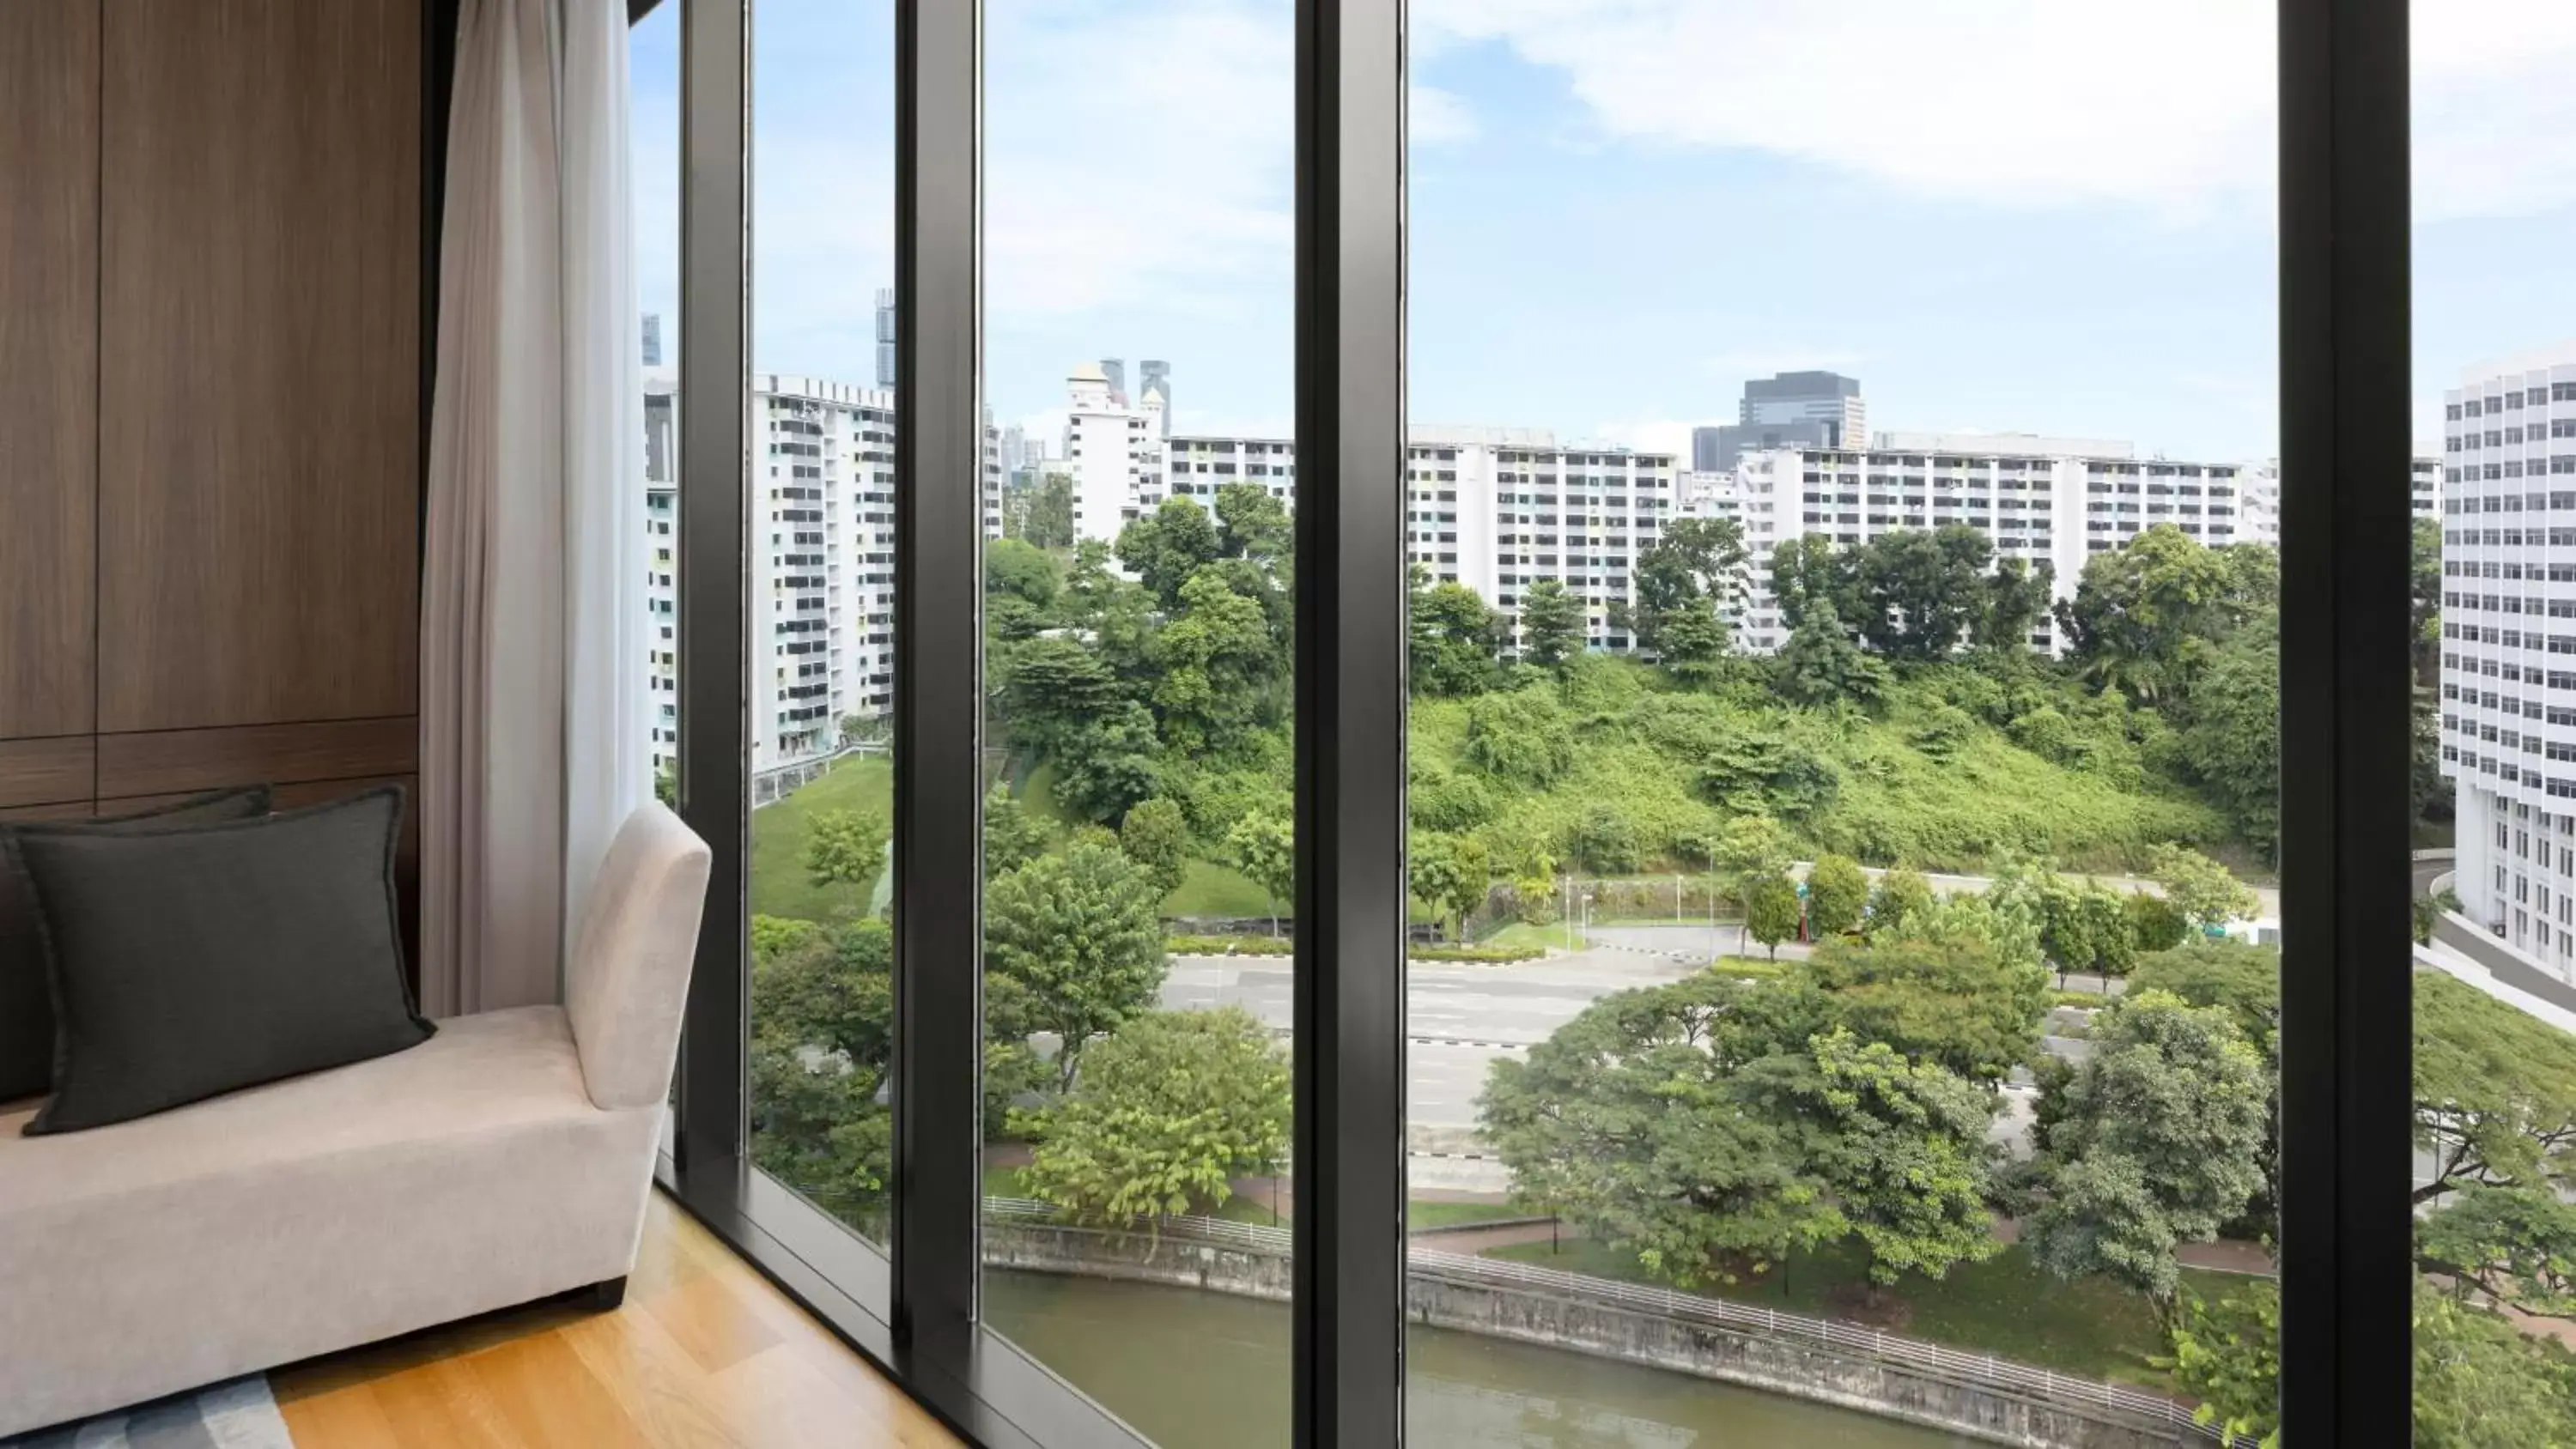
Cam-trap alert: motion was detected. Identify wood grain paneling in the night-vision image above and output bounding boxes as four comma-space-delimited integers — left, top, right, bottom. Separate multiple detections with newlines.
0, 737, 95, 809
99, 0, 422, 732
0, 0, 100, 740
94, 716, 416, 798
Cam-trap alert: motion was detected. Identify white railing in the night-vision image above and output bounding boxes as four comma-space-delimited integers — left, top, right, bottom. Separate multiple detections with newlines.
981, 1197, 2244, 1445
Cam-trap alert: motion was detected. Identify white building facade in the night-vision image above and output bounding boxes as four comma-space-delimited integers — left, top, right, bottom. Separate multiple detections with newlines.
642, 373, 1005, 784
2437, 345, 2576, 979
1710, 434, 2255, 653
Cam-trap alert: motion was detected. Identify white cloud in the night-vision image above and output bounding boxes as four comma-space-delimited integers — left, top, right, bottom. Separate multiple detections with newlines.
1412, 85, 1480, 147
986, 3, 1294, 320
1415, 0, 2576, 222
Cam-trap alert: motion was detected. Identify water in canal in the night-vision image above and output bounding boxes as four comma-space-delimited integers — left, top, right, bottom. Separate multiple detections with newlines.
986, 1271, 1984, 1447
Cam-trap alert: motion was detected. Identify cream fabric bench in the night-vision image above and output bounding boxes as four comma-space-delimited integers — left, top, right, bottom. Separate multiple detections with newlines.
0, 803, 709, 1437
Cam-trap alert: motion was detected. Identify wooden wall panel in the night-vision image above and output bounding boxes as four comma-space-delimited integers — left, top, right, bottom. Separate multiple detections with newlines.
99, 0, 422, 733
0, 0, 100, 740
94, 717, 418, 799
0, 738, 96, 809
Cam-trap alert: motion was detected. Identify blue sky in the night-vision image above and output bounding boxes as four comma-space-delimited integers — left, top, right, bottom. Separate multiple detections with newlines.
634, 0, 2576, 464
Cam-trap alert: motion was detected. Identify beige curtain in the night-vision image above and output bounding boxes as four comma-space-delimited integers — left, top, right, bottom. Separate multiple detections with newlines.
419, 0, 644, 1016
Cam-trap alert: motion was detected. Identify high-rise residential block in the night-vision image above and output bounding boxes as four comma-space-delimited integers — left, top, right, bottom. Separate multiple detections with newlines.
2436, 344, 2576, 979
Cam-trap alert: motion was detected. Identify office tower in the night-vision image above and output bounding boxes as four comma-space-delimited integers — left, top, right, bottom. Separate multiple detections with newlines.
1711, 370, 1866, 470
1100, 357, 1127, 404
1691, 425, 1724, 472
641, 312, 662, 367
2437, 345, 2576, 978
1139, 359, 1172, 426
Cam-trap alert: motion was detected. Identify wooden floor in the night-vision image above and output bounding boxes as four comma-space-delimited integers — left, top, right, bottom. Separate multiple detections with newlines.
271, 1191, 962, 1448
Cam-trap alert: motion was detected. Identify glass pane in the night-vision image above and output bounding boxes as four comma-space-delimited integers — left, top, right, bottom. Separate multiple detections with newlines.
738, 0, 900, 1256
1405, 8, 2282, 1443
979, 2, 1296, 1443
2409, 3, 2576, 1441
631, 0, 677, 1152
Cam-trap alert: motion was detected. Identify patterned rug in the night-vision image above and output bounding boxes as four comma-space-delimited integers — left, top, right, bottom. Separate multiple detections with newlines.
1, 1378, 290, 1449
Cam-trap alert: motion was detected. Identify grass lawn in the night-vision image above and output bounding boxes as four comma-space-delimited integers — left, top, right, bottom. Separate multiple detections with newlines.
749, 756, 893, 925
1482, 920, 1587, 954
1485, 1236, 2240, 1390
1167, 858, 1279, 921
1407, 1200, 1540, 1230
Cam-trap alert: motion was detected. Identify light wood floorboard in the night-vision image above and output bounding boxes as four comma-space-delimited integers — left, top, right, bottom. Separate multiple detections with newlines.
271, 1191, 960, 1448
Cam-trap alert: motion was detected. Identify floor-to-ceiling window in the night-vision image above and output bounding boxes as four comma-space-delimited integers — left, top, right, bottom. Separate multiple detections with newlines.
653, 3, 2428, 1443
976, 3, 1298, 1441
1400, 7, 2287, 1444
2402, 4, 2576, 1444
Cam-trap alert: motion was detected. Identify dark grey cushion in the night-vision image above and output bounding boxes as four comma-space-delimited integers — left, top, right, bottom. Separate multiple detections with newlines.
0, 787, 272, 1103
9, 785, 432, 1134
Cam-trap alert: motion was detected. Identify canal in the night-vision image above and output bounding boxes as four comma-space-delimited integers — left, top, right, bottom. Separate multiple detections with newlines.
986, 1271, 1984, 1447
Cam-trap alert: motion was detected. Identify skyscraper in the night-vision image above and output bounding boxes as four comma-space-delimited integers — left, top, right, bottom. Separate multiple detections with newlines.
1100, 358, 1127, 405
1139, 359, 1172, 426
1691, 425, 1723, 472
641, 312, 663, 367
874, 288, 897, 389
1711, 370, 1866, 470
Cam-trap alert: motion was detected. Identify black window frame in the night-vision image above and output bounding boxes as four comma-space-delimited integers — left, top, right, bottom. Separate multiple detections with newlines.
645, 0, 2420, 1442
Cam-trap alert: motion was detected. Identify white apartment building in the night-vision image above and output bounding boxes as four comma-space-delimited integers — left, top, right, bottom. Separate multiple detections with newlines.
1713, 433, 2257, 653
2235, 454, 2440, 544
641, 373, 1004, 785
1063, 361, 1171, 540
1155, 423, 1681, 652
2436, 344, 2576, 979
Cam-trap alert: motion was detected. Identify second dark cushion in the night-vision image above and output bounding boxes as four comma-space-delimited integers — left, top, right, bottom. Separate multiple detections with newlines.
0, 786, 272, 1104
9, 786, 433, 1134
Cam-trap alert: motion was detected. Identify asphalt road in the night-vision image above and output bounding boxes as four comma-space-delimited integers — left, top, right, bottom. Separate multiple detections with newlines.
2412, 853, 2576, 1017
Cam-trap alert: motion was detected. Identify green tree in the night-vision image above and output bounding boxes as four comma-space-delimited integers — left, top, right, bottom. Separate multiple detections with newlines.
1408, 832, 1470, 942
2166, 1283, 2280, 1447
1805, 922, 2050, 1085
985, 537, 1062, 609
2022, 991, 2271, 1329
2418, 1185, 2576, 1320
1054, 699, 1165, 825
1017, 471, 1077, 549
749, 919, 896, 1213
2053, 524, 2240, 701
1569, 801, 1643, 875
1013, 1007, 1291, 1232
985, 841, 1170, 1089
2124, 890, 2189, 953
2180, 613, 2282, 862
1478, 974, 1845, 1288
1743, 871, 1802, 960
2414, 970, 2576, 1205
2147, 843, 2259, 932
1625, 517, 1748, 653
1115, 498, 1223, 609
1410, 567, 1506, 696
1771, 619, 1890, 706
805, 808, 889, 900
1866, 867, 1935, 935
1756, 1028, 2002, 1296
2413, 1282, 2576, 1449
1212, 482, 1291, 561
985, 784, 1052, 879
1462, 687, 1576, 786
1714, 813, 1795, 954
1151, 569, 1278, 755
1225, 809, 1297, 937
1804, 854, 1870, 938
1117, 797, 1190, 902
653, 764, 677, 809
1655, 595, 1735, 684
1444, 837, 1492, 942
1978, 557, 2052, 651
2415, 884, 2462, 945
1516, 577, 1587, 670
1848, 525, 1996, 658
